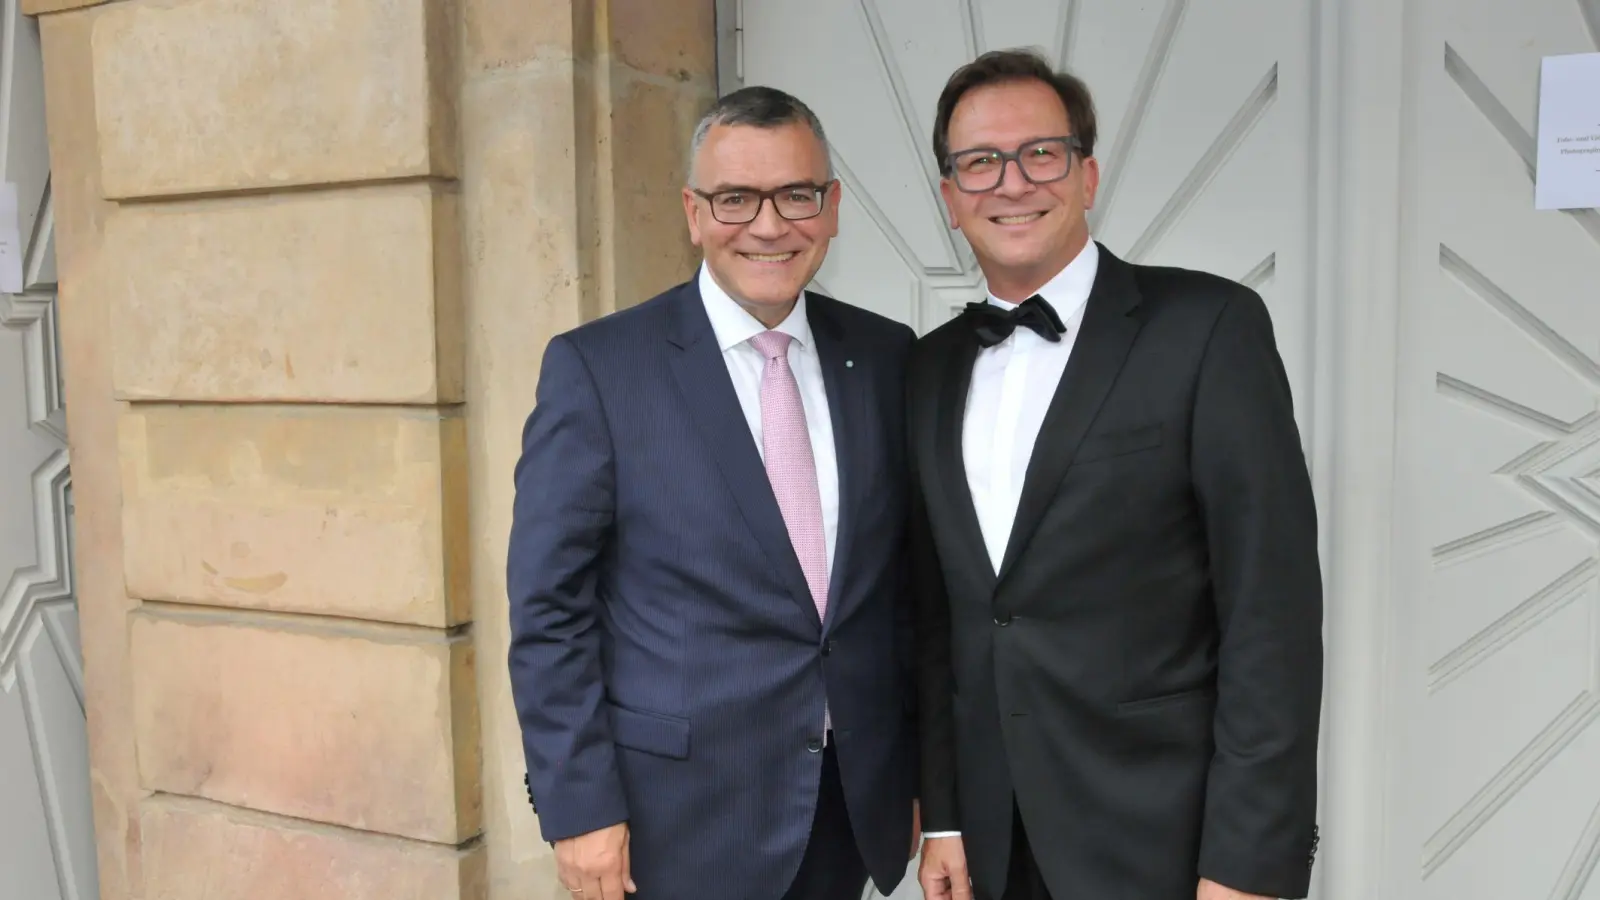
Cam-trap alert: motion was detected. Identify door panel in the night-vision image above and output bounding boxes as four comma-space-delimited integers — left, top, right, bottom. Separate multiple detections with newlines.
734, 2, 1318, 897
0, 3, 93, 899
1391, 1, 1600, 897
737, 0, 1317, 429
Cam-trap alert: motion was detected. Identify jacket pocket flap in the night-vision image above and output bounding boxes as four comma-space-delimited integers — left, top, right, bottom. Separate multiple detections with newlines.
1075, 423, 1163, 463
608, 702, 691, 759
1115, 686, 1215, 715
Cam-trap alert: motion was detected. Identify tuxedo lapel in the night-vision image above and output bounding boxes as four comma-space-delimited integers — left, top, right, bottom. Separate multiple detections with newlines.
996, 245, 1144, 586
665, 286, 820, 627
930, 323, 997, 596
808, 295, 862, 632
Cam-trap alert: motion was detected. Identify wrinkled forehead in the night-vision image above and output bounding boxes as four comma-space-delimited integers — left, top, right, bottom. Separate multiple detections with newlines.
947, 79, 1074, 150
692, 122, 831, 190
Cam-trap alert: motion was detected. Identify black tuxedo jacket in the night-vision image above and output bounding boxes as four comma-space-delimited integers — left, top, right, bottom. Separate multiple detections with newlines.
911, 244, 1323, 900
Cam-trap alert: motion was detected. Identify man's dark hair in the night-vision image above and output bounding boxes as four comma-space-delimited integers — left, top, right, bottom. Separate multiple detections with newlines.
688, 85, 832, 185
931, 48, 1098, 175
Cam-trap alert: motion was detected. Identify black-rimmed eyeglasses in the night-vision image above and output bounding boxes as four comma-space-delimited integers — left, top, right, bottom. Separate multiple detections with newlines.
691, 183, 831, 225
944, 136, 1081, 193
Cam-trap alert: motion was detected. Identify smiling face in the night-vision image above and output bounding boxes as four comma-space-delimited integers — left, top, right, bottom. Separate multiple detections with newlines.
940, 77, 1100, 301
682, 120, 839, 326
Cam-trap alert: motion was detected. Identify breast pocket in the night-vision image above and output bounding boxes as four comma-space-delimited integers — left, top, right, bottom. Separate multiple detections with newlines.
1073, 423, 1163, 464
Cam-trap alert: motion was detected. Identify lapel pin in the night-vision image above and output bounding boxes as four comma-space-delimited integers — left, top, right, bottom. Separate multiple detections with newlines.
846, 360, 854, 368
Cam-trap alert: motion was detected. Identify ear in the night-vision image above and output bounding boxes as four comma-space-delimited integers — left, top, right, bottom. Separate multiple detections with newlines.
1078, 156, 1101, 211
824, 179, 843, 238
682, 187, 704, 247
938, 177, 961, 230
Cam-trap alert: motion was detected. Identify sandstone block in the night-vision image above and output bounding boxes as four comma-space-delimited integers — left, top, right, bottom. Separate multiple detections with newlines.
120, 405, 470, 628
612, 76, 708, 306
140, 797, 487, 900
462, 69, 592, 335
107, 185, 462, 404
91, 0, 456, 197
131, 612, 481, 843
610, 0, 716, 81
22, 0, 105, 16
463, 0, 578, 73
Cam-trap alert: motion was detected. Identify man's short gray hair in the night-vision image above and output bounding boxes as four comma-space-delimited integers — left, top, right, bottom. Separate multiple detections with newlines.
687, 86, 834, 186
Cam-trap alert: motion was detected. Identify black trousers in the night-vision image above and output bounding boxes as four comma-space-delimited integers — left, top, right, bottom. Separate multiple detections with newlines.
999, 800, 1052, 900
781, 744, 869, 900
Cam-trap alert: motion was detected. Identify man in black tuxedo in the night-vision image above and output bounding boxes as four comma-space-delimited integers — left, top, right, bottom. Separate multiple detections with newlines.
910, 49, 1324, 900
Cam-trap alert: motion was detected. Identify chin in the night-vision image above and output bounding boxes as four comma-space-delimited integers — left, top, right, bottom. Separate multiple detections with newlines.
730, 279, 804, 307
983, 242, 1052, 271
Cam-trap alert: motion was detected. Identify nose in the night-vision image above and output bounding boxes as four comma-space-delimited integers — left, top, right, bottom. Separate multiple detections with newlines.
745, 196, 790, 240
993, 158, 1035, 200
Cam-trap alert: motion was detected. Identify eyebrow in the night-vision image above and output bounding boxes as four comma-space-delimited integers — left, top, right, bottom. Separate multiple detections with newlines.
706, 180, 821, 192
952, 135, 1071, 152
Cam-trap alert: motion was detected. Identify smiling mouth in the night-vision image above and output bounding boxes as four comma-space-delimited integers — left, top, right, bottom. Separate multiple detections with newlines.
740, 251, 798, 263
991, 212, 1045, 225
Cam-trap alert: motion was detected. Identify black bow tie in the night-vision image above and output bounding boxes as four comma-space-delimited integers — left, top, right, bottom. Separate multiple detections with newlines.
962, 295, 1066, 348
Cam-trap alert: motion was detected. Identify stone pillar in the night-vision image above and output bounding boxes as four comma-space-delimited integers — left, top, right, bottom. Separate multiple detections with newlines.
31, 0, 714, 897
458, 0, 715, 893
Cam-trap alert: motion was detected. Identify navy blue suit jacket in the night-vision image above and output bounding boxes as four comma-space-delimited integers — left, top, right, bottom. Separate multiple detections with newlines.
507, 279, 918, 900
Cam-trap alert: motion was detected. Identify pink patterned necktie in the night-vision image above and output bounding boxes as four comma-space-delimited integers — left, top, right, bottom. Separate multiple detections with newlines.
749, 330, 829, 624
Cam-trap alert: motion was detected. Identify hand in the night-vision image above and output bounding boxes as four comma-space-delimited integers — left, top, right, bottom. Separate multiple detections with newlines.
910, 800, 922, 860
554, 822, 635, 899
918, 835, 971, 900
1197, 877, 1272, 900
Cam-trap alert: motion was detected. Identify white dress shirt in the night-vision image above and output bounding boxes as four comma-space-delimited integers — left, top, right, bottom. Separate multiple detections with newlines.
962, 238, 1099, 573
922, 240, 1098, 842
698, 263, 840, 578
699, 264, 840, 742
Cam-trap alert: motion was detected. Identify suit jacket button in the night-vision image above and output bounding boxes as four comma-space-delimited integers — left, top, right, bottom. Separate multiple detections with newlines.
994, 615, 1012, 626
821, 641, 833, 657
806, 738, 823, 753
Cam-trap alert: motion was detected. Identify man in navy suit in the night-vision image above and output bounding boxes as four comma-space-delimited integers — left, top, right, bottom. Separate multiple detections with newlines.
507, 85, 920, 900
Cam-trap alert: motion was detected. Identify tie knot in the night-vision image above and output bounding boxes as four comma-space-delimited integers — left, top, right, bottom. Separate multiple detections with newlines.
750, 329, 793, 361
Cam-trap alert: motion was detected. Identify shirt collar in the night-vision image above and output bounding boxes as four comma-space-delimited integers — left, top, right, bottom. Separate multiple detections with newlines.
698, 262, 813, 352
986, 237, 1099, 325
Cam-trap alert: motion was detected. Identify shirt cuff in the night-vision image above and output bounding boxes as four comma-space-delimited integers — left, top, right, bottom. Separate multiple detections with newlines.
922, 831, 962, 838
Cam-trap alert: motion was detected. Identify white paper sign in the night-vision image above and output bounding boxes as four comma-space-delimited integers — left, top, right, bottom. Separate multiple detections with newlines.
1535, 52, 1600, 210
0, 183, 21, 293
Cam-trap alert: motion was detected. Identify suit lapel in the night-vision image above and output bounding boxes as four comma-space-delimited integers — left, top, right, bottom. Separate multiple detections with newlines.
929, 324, 997, 596
995, 246, 1144, 586
808, 295, 862, 633
665, 285, 820, 627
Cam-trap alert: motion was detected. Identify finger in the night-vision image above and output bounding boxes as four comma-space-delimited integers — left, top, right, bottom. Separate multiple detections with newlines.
950, 865, 972, 899
599, 871, 626, 900
581, 873, 604, 900
622, 832, 636, 892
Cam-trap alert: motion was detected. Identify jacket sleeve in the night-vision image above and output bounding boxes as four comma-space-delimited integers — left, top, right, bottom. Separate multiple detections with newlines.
1189, 289, 1324, 898
506, 334, 627, 843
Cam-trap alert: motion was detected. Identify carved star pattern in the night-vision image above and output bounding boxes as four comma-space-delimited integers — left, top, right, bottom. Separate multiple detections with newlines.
1419, 36, 1600, 889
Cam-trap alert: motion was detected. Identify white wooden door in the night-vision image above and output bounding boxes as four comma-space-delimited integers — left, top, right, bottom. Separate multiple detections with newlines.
0, 3, 95, 899
1386, 1, 1600, 898
725, 0, 1317, 424
730, 1, 1320, 896
726, 0, 1600, 898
